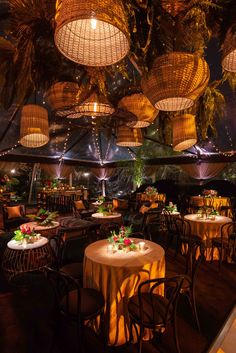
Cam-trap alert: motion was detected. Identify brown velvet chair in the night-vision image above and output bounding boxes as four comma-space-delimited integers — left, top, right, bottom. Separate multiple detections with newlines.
2, 204, 31, 231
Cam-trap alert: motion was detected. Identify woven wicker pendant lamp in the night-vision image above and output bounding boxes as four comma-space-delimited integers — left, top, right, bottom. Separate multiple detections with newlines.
75, 91, 114, 118
222, 27, 236, 72
54, 0, 130, 66
20, 105, 49, 148
172, 114, 197, 151
141, 52, 209, 111
118, 93, 158, 128
45, 82, 79, 111
116, 126, 143, 147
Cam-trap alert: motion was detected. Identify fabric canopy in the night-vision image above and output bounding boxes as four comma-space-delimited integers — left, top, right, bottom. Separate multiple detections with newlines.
180, 162, 226, 180
40, 163, 74, 178
90, 167, 115, 180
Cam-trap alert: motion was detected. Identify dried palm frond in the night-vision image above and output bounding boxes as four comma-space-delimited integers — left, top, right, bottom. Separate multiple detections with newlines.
198, 80, 225, 139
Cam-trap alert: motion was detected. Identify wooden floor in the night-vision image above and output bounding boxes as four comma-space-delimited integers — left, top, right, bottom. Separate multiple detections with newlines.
0, 217, 235, 353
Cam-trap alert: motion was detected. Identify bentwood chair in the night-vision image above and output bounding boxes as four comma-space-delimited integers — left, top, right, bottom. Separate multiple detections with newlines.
51, 226, 90, 285
179, 241, 205, 331
128, 276, 184, 353
42, 267, 105, 353
211, 221, 236, 271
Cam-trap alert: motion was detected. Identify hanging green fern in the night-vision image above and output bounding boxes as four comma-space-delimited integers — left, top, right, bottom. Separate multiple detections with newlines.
222, 70, 236, 91
198, 80, 225, 139
133, 148, 144, 188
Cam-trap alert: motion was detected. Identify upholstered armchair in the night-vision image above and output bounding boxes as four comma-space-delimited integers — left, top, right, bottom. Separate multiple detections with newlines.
2, 204, 31, 231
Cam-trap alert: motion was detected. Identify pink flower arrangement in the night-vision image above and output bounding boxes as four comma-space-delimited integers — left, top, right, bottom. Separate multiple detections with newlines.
202, 189, 218, 197
108, 225, 137, 251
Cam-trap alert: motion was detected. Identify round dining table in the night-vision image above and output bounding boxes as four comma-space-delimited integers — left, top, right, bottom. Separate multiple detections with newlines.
20, 221, 60, 238
2, 236, 55, 281
184, 214, 232, 260
91, 212, 122, 224
83, 239, 165, 346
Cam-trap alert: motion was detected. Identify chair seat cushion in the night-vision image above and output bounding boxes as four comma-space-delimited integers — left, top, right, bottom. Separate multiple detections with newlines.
60, 262, 83, 280
128, 293, 172, 327
61, 288, 104, 320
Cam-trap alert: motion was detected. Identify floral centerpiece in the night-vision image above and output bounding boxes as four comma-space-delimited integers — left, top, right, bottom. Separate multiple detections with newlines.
14, 226, 39, 244
145, 186, 157, 195
108, 225, 137, 251
97, 203, 114, 216
202, 189, 218, 197
197, 207, 219, 219
34, 208, 58, 226
165, 201, 178, 213
96, 195, 105, 205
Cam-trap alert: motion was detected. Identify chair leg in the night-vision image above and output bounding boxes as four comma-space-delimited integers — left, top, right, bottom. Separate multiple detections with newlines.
173, 312, 181, 353
137, 324, 144, 353
219, 247, 223, 272
187, 290, 200, 331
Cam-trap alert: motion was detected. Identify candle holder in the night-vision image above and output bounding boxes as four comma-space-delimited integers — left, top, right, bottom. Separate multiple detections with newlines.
138, 241, 146, 252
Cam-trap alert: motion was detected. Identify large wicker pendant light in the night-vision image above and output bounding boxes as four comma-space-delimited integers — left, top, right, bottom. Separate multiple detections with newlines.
116, 126, 143, 147
75, 91, 114, 118
45, 82, 79, 111
222, 27, 236, 72
142, 52, 209, 111
54, 0, 130, 66
172, 114, 197, 151
20, 105, 49, 148
118, 93, 158, 128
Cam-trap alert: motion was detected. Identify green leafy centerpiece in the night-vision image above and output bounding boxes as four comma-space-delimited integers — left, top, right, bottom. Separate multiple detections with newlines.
145, 186, 157, 196
34, 208, 58, 226
108, 225, 137, 252
197, 208, 219, 220
165, 202, 178, 213
97, 195, 105, 205
14, 226, 39, 244
97, 203, 115, 216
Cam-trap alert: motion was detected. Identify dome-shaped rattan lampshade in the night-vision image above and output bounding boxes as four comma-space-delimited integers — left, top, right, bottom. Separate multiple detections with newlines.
54, 0, 130, 66
172, 114, 197, 151
222, 27, 236, 72
141, 52, 209, 111
116, 126, 143, 147
20, 105, 49, 148
45, 82, 79, 111
118, 93, 158, 128
75, 92, 114, 118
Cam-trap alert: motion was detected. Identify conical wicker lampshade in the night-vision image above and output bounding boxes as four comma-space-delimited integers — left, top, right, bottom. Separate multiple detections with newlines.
118, 93, 158, 128
75, 92, 114, 118
222, 27, 236, 72
116, 126, 143, 147
172, 114, 197, 151
142, 52, 209, 111
54, 0, 130, 66
45, 82, 78, 111
20, 105, 49, 148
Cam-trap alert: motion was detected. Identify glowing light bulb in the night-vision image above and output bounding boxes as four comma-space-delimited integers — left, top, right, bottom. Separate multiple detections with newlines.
91, 18, 97, 30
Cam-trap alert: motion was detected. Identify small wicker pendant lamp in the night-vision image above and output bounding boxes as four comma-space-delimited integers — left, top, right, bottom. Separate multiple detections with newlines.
116, 126, 143, 147
118, 93, 158, 128
172, 114, 197, 151
222, 27, 236, 72
75, 91, 114, 118
54, 0, 130, 66
20, 105, 49, 148
45, 82, 79, 111
141, 52, 209, 111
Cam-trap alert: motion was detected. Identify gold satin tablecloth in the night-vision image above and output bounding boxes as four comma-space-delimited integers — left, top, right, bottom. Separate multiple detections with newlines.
184, 214, 232, 260
190, 196, 231, 216
83, 239, 165, 346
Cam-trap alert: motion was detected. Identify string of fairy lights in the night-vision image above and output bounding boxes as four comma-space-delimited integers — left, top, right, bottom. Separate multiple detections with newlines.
58, 121, 72, 163
92, 127, 103, 165
0, 142, 19, 157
